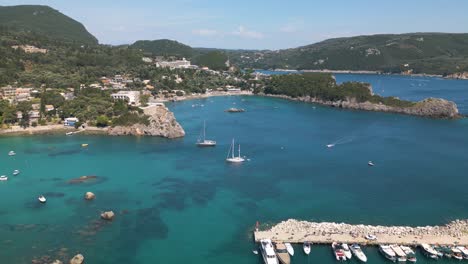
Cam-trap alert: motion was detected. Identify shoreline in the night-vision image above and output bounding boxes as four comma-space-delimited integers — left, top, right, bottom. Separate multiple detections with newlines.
0, 124, 108, 136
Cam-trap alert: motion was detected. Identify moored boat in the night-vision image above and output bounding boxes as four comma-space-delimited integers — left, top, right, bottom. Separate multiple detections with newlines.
225, 107, 245, 113
420, 243, 438, 259
435, 245, 452, 258
303, 242, 311, 255
451, 247, 464, 260
342, 243, 352, 260
456, 246, 468, 259
38, 195, 47, 203
368, 161, 375, 166
226, 139, 245, 163
332, 242, 347, 261
196, 121, 216, 147
66, 132, 74, 135
275, 242, 291, 264
350, 243, 367, 262
284, 243, 294, 256
260, 239, 279, 264
379, 245, 397, 262
8, 150, 16, 156
13, 170, 20, 176
400, 246, 417, 262
0, 175, 8, 181
390, 245, 407, 262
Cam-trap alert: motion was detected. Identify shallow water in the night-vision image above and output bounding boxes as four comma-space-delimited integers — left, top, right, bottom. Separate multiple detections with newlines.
1, 78, 468, 263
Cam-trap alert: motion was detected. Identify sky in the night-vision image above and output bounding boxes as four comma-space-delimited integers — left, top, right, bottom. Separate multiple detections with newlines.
1, 0, 468, 50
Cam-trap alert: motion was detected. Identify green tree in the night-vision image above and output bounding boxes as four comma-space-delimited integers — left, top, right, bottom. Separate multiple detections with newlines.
96, 115, 109, 127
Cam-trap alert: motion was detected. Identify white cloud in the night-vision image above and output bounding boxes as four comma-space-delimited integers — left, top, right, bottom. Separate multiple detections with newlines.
192, 29, 218, 36
232, 26, 264, 39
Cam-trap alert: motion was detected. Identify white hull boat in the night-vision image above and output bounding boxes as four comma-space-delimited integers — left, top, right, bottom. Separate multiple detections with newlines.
0, 175, 8, 181
342, 243, 352, 260
368, 161, 375, 166
379, 245, 397, 262
390, 245, 407, 262
8, 151, 16, 156
284, 243, 294, 256
451, 247, 464, 260
38, 195, 47, 203
66, 132, 74, 135
350, 244, 367, 262
456, 246, 468, 259
420, 243, 438, 259
400, 246, 417, 262
196, 121, 216, 147
260, 239, 279, 264
13, 170, 20, 176
332, 242, 347, 261
226, 139, 245, 163
303, 242, 311, 255
326, 144, 335, 148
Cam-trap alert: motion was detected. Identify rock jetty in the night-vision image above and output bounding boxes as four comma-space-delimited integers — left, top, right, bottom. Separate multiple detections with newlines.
108, 105, 185, 138
264, 94, 460, 119
254, 219, 468, 245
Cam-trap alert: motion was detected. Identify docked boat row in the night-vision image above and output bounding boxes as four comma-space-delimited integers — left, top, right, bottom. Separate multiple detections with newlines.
421, 243, 468, 260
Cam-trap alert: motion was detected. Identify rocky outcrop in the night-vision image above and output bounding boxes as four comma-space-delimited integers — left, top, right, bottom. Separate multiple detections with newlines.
108, 105, 185, 138
84, 192, 95, 200
100, 211, 115, 221
69, 254, 84, 264
445, 72, 468, 80
265, 94, 460, 119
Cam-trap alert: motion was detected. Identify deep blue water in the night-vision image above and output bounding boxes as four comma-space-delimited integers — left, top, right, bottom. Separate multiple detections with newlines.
1, 75, 468, 263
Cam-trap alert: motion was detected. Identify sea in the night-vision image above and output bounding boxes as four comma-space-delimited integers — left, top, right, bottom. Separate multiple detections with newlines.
0, 73, 467, 263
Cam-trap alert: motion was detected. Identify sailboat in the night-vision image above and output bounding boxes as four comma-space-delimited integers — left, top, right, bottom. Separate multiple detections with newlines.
196, 121, 216, 147
226, 139, 245, 163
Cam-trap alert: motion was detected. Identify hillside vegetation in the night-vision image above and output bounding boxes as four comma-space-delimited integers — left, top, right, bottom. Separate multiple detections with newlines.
131, 39, 193, 58
0, 5, 98, 44
230, 33, 468, 75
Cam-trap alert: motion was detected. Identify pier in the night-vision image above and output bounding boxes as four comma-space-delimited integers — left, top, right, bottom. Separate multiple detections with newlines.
254, 219, 468, 246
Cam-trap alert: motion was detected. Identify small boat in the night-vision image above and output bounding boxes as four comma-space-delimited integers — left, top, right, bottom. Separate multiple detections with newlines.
332, 242, 347, 261
226, 139, 245, 163
275, 242, 291, 264
390, 245, 407, 262
225, 107, 245, 113
379, 245, 397, 262
456, 246, 468, 259
365, 234, 377, 240
260, 239, 279, 264
8, 150, 16, 156
451, 247, 464, 260
38, 195, 47, 203
350, 243, 367, 262
342, 243, 352, 260
420, 243, 438, 259
435, 245, 452, 258
284, 243, 294, 256
253, 250, 259, 255
368, 161, 375, 166
66, 132, 74, 136
326, 144, 335, 148
13, 170, 20, 176
400, 246, 417, 262
0, 175, 8, 181
81, 144, 89, 147
196, 121, 216, 147
303, 242, 311, 255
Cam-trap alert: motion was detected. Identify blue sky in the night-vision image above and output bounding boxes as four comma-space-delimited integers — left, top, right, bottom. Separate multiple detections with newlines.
1, 0, 467, 49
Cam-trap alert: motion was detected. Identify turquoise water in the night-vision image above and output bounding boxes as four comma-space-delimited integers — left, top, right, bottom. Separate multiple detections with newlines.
1, 77, 468, 263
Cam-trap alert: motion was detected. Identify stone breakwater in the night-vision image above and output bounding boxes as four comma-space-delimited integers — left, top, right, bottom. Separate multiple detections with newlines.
254, 219, 468, 245
108, 105, 185, 138
264, 94, 460, 119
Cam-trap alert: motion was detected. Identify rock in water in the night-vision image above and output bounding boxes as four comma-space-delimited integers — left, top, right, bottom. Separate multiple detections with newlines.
84, 192, 95, 200
100, 211, 115, 221
108, 105, 185, 138
69, 254, 84, 264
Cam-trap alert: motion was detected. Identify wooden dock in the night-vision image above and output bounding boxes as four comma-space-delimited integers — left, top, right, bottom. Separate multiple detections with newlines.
254, 219, 468, 246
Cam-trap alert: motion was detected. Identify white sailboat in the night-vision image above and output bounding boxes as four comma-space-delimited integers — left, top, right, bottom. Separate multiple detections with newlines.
226, 139, 245, 163
196, 121, 216, 147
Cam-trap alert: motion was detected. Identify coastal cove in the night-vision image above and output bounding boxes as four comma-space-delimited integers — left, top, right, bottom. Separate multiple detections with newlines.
0, 91, 468, 263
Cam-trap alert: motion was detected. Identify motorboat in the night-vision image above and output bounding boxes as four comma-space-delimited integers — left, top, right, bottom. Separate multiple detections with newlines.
368, 161, 375, 166
225, 108, 245, 113
456, 246, 468, 259
365, 234, 377, 240
253, 250, 259, 255
332, 242, 347, 261
66, 132, 74, 135
350, 243, 367, 262
326, 144, 335, 148
226, 139, 245, 163
8, 150, 16, 156
13, 170, 20, 176
0, 175, 8, 181
451, 247, 464, 260
303, 242, 311, 255
81, 143, 89, 147
342, 243, 352, 260
275, 242, 291, 264
379, 245, 396, 262
284, 243, 294, 256
434, 245, 452, 258
38, 195, 47, 203
196, 121, 216, 147
390, 245, 407, 262
400, 246, 417, 262
420, 243, 438, 259
260, 239, 279, 264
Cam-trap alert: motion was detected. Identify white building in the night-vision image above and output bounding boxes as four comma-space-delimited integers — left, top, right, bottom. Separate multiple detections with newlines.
155, 58, 192, 69
64, 117, 79, 127
111, 91, 140, 105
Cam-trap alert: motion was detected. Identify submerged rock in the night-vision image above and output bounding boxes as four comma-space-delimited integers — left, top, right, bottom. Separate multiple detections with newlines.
84, 192, 95, 200
69, 254, 84, 264
108, 105, 185, 138
68, 175, 98, 184
100, 211, 115, 221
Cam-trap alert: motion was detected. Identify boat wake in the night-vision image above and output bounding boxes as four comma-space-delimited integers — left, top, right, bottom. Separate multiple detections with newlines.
326, 136, 355, 148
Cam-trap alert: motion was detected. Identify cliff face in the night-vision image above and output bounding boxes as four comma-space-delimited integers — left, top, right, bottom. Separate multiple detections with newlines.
108, 105, 185, 138
265, 94, 459, 119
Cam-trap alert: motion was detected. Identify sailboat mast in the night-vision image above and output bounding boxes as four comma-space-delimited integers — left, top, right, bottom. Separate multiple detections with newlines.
203, 121, 206, 141
238, 144, 241, 158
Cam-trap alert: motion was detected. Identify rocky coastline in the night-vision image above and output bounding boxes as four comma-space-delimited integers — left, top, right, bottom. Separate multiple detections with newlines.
263, 94, 460, 119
